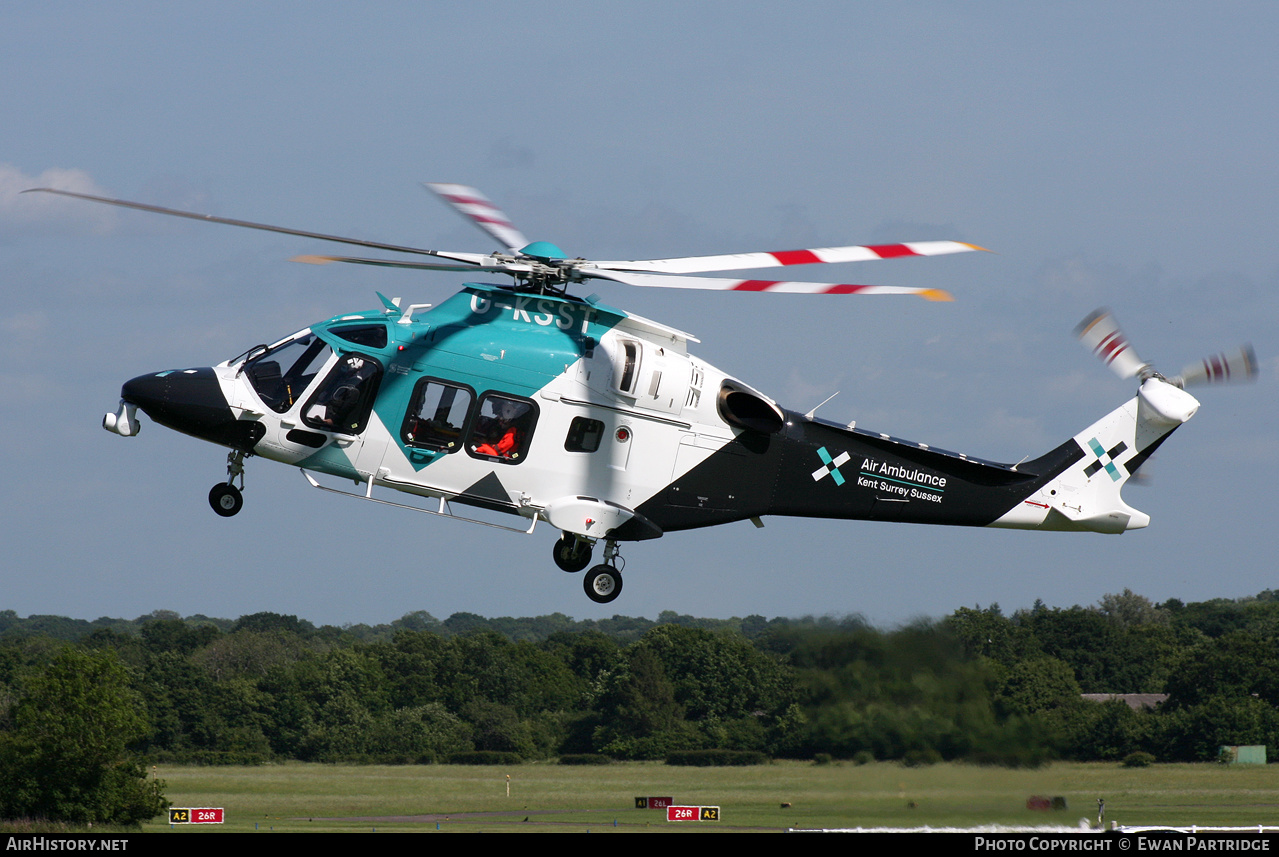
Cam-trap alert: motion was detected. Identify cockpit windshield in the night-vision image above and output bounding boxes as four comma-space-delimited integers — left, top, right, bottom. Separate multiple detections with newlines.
241, 332, 334, 414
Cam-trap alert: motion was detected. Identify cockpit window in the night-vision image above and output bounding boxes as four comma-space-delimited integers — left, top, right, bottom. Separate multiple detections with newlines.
302, 353, 382, 434
243, 333, 334, 414
331, 323, 388, 349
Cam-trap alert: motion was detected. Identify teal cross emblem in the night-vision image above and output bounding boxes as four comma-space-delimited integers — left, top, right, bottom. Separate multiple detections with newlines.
1083, 437, 1127, 482
812, 447, 852, 486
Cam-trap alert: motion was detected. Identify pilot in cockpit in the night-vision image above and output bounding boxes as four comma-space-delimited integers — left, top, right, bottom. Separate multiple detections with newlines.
306, 355, 377, 432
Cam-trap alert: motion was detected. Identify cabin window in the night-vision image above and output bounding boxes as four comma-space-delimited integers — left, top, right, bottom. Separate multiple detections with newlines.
243, 333, 333, 414
402, 378, 475, 452
565, 417, 605, 452
301, 353, 382, 434
467, 393, 538, 465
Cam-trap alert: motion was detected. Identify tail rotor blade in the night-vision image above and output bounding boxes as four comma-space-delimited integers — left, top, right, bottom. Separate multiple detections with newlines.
1173, 345, 1258, 388
1076, 308, 1150, 380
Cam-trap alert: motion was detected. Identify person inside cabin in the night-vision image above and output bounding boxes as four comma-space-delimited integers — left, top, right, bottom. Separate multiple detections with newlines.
472, 397, 530, 460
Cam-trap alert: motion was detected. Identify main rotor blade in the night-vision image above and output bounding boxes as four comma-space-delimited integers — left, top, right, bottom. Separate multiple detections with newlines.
425, 183, 529, 253
581, 268, 953, 300
1075, 308, 1150, 380
292, 255, 519, 273
591, 240, 987, 275
21, 187, 480, 263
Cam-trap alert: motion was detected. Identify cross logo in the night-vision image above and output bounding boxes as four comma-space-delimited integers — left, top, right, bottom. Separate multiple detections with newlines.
1083, 437, 1128, 482
812, 447, 851, 486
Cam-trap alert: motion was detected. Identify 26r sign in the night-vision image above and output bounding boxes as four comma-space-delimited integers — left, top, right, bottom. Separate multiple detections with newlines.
666, 805, 720, 822
169, 807, 224, 824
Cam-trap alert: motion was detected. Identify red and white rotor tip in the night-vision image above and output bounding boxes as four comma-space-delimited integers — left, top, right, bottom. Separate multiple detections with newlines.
1076, 308, 1150, 380
1174, 345, 1258, 388
425, 182, 529, 253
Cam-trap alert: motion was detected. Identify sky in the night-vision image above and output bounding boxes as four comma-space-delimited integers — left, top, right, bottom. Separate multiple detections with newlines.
2, 2, 1276, 628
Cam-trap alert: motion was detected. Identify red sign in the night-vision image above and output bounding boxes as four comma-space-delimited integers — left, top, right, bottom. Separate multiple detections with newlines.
667, 805, 719, 822
169, 807, 224, 824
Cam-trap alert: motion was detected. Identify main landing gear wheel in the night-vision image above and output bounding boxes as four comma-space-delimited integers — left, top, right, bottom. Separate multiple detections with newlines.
209, 483, 243, 517
553, 536, 593, 573
583, 565, 623, 604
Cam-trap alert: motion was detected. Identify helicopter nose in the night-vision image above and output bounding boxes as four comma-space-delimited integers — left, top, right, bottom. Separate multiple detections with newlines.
121, 368, 262, 451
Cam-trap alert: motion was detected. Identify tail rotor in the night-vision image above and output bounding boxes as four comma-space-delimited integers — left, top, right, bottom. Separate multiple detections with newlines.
1076, 308, 1257, 389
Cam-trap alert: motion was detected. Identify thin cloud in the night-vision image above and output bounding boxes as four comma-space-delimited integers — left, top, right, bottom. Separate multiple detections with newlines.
0, 164, 115, 232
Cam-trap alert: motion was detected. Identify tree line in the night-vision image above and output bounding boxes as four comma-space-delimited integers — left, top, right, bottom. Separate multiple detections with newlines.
2, 590, 1276, 823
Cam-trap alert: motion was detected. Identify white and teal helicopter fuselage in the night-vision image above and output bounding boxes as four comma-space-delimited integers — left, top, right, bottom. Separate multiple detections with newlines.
35, 182, 1247, 605
104, 281, 1214, 605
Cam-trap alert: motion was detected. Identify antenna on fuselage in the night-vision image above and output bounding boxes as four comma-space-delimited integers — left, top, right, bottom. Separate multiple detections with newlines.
804, 392, 840, 420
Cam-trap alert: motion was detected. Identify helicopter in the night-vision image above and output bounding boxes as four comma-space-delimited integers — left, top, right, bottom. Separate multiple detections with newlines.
27, 184, 1257, 604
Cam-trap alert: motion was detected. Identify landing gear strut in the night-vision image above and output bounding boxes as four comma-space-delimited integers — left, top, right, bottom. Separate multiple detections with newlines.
552, 534, 593, 572
209, 450, 248, 517
582, 540, 623, 604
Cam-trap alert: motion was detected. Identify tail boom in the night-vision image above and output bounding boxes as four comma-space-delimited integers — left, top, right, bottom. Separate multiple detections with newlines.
630, 379, 1198, 538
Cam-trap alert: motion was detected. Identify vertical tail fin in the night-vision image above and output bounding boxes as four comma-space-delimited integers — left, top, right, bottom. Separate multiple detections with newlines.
992, 378, 1199, 533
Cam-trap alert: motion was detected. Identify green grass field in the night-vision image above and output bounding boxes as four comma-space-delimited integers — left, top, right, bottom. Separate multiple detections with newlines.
141, 760, 1279, 833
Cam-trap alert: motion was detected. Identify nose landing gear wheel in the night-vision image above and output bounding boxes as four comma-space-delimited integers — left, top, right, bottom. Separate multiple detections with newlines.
583, 565, 623, 604
553, 536, 593, 573
209, 483, 243, 517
